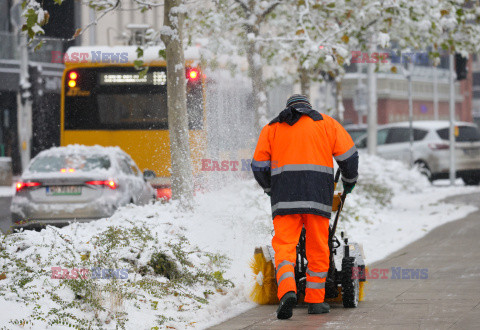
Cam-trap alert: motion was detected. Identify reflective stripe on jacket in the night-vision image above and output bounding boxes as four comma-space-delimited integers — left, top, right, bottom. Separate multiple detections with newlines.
252, 107, 359, 219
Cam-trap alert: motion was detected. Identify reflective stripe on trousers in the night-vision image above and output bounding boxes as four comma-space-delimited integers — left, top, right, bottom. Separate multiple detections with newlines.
306, 268, 327, 290
275, 260, 296, 299
277, 260, 295, 285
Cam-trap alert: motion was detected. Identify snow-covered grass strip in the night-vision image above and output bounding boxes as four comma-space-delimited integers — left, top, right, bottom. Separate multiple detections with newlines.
0, 208, 234, 329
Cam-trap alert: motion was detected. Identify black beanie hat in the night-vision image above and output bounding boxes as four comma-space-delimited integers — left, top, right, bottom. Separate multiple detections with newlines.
286, 94, 312, 108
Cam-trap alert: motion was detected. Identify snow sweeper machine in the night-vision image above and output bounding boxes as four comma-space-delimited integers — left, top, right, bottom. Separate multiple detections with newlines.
250, 169, 367, 307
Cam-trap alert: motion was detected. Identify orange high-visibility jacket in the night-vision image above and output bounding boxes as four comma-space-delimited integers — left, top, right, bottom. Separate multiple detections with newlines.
252, 106, 358, 219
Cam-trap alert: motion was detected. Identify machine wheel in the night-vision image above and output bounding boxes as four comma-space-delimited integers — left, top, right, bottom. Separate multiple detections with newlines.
414, 161, 433, 182
342, 257, 359, 308
462, 175, 480, 186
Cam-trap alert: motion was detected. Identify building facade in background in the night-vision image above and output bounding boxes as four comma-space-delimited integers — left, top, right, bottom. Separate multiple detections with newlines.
471, 55, 480, 126
342, 61, 473, 125
80, 1, 163, 46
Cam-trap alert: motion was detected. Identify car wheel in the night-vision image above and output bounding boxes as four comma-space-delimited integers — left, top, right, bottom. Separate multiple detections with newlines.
414, 161, 432, 182
462, 175, 480, 186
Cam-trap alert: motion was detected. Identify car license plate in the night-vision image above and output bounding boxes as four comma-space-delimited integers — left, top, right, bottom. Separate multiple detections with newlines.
463, 148, 480, 157
46, 186, 82, 196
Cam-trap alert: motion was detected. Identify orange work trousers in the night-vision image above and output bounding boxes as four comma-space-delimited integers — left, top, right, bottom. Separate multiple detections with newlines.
272, 213, 330, 303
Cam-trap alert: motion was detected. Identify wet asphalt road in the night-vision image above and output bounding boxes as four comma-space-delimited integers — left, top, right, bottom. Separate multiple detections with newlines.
0, 197, 12, 234
210, 193, 480, 329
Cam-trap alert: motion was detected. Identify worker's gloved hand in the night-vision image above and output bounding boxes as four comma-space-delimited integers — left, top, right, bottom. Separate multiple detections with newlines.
342, 181, 356, 194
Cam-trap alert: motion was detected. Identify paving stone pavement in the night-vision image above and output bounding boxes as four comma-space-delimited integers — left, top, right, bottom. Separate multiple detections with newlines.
210, 193, 480, 329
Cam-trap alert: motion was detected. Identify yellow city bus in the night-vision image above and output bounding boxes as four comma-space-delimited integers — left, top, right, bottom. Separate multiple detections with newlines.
60, 46, 206, 194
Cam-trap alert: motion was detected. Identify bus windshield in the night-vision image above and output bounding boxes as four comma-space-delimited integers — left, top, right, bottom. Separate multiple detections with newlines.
64, 66, 203, 130
97, 93, 167, 127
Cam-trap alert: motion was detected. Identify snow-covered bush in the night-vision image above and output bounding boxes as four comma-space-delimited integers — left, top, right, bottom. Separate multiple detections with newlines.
355, 152, 429, 197
0, 211, 233, 329
339, 153, 429, 223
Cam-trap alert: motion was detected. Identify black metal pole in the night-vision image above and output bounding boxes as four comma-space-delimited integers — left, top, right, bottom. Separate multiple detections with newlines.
330, 192, 347, 242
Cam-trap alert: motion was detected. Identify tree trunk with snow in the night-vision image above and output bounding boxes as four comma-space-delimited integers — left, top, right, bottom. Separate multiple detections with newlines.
235, 0, 281, 133
336, 78, 345, 123
299, 67, 311, 99
246, 37, 268, 132
161, 0, 194, 209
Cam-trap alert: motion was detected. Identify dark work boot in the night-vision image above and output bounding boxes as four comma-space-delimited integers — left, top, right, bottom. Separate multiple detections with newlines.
308, 302, 330, 314
276, 291, 297, 319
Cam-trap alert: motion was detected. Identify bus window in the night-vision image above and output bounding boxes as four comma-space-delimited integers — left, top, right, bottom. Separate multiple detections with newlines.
97, 93, 168, 128
64, 67, 203, 130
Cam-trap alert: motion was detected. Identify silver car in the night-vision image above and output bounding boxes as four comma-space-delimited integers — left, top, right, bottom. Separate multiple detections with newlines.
11, 145, 156, 228
344, 124, 367, 143
356, 121, 480, 184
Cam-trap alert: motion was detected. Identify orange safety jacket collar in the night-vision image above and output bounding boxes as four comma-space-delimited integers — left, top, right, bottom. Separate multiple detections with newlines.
269, 106, 323, 126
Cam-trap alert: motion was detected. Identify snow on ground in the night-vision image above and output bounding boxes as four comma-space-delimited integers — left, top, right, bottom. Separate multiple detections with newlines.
0, 153, 479, 329
0, 185, 14, 197
336, 152, 480, 263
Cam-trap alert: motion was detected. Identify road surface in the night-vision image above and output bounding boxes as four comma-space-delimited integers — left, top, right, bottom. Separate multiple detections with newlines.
0, 197, 12, 234
210, 193, 480, 329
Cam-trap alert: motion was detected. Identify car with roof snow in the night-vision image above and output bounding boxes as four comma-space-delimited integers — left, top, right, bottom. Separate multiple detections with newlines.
355, 121, 480, 184
11, 145, 156, 229
344, 124, 368, 143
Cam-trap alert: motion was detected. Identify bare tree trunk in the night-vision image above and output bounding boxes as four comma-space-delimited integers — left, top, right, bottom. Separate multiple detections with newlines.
235, 0, 280, 133
161, 0, 194, 209
246, 37, 268, 132
234, 0, 280, 133
336, 78, 345, 123
299, 67, 311, 98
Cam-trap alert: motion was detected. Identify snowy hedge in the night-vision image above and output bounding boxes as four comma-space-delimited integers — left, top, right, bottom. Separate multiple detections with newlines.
340, 152, 430, 223
0, 207, 234, 329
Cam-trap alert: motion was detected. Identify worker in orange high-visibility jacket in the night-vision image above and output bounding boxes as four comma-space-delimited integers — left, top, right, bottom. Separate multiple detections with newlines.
251, 94, 358, 320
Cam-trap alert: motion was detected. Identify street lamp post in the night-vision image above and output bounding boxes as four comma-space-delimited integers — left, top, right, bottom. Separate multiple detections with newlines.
448, 54, 456, 185
367, 40, 377, 155
433, 65, 439, 120
407, 61, 414, 168
17, 33, 32, 172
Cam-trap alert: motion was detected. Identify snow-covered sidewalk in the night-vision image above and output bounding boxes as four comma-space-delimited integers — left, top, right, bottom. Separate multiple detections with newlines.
342, 183, 479, 264
0, 154, 479, 329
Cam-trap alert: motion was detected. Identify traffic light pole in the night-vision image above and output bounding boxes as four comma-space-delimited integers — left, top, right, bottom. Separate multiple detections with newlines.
449, 53, 456, 185
407, 61, 414, 168
367, 39, 377, 155
433, 65, 439, 120
357, 62, 362, 125
17, 33, 32, 172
